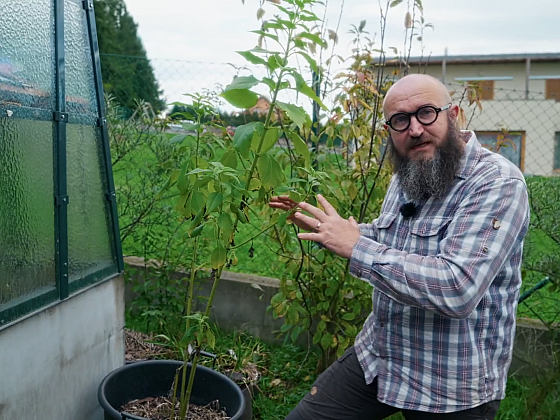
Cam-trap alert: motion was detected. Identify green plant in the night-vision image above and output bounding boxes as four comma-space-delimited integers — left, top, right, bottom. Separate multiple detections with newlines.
108, 95, 200, 335
155, 0, 364, 415
510, 176, 560, 419
95, 0, 165, 115
268, 0, 429, 372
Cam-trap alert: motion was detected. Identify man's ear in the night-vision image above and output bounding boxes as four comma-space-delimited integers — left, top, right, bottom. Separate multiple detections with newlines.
450, 104, 460, 119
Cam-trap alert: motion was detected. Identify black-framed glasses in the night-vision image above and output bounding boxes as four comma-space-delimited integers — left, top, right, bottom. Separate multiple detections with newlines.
386, 103, 452, 132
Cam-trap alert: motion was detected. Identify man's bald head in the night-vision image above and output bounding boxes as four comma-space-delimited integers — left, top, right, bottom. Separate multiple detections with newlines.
383, 74, 452, 118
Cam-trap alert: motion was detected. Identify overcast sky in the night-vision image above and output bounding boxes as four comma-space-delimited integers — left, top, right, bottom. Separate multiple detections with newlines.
122, 0, 560, 107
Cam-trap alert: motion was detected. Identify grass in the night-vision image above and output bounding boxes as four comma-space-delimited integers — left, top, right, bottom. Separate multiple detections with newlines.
115, 139, 560, 323
117, 133, 560, 419
126, 313, 318, 419
126, 313, 559, 420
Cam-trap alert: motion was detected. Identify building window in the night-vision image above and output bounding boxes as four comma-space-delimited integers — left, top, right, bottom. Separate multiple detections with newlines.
554, 132, 560, 171
476, 131, 525, 171
546, 79, 560, 101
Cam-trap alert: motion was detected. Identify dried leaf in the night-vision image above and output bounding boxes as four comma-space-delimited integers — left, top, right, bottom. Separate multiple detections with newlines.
270, 378, 282, 387
251, 283, 265, 291
404, 12, 413, 28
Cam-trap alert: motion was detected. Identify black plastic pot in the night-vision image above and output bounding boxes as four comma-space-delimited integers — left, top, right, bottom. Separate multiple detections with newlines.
98, 360, 245, 420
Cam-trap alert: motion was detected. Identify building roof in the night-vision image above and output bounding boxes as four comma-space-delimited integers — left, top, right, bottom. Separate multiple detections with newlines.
401, 52, 560, 65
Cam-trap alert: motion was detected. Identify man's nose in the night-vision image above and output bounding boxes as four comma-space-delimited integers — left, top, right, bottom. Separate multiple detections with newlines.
408, 116, 424, 137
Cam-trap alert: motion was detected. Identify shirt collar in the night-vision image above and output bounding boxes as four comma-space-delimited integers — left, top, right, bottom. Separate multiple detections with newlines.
455, 131, 482, 180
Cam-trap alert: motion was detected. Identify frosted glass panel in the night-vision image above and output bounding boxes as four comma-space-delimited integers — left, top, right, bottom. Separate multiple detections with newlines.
65, 0, 97, 116
0, 0, 55, 110
67, 124, 116, 282
0, 119, 56, 305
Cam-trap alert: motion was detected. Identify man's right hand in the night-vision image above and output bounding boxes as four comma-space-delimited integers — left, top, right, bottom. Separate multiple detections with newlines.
268, 196, 316, 231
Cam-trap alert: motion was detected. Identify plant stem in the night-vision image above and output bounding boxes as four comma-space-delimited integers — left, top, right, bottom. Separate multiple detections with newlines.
230, 222, 278, 250
177, 238, 199, 419
181, 351, 200, 419
181, 266, 224, 419
243, 7, 298, 192
169, 369, 180, 420
186, 238, 198, 330
205, 266, 224, 318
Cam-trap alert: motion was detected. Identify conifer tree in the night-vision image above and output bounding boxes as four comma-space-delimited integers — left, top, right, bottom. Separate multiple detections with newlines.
94, 0, 164, 115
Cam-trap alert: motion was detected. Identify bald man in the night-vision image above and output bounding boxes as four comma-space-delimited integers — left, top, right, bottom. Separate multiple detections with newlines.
270, 74, 530, 419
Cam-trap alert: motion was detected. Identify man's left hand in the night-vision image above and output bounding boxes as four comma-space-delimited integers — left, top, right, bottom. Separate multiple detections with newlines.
294, 194, 361, 259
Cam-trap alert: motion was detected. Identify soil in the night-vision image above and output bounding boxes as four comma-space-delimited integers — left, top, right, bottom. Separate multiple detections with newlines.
125, 328, 173, 362
120, 397, 230, 420
123, 329, 231, 419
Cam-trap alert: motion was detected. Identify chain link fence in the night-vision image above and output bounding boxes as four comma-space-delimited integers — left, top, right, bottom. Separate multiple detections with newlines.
447, 83, 560, 176
101, 54, 560, 176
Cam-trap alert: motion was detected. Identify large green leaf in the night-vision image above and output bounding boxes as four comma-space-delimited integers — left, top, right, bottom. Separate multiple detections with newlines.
236, 51, 267, 66
313, 330, 323, 345
276, 19, 296, 30
224, 75, 260, 92
268, 54, 283, 72
297, 51, 318, 74
276, 101, 309, 129
299, 12, 320, 22
190, 208, 205, 231
250, 30, 279, 43
169, 134, 186, 144
182, 122, 200, 132
193, 176, 212, 189
175, 194, 191, 217
221, 89, 259, 109
263, 22, 286, 31
261, 77, 276, 90
249, 46, 281, 54
286, 132, 310, 164
207, 192, 223, 214
176, 162, 190, 194
189, 223, 205, 238
258, 128, 280, 154
233, 122, 264, 158
291, 71, 328, 110
218, 213, 233, 239
220, 149, 238, 169
258, 153, 285, 189
296, 32, 327, 48
211, 244, 227, 269
320, 332, 333, 349
190, 190, 206, 214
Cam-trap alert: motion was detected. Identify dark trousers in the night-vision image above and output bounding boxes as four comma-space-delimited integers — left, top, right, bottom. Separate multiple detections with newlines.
285, 347, 501, 420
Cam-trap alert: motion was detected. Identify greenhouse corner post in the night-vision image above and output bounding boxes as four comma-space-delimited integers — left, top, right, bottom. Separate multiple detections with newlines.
54, 0, 70, 300
83, 0, 124, 272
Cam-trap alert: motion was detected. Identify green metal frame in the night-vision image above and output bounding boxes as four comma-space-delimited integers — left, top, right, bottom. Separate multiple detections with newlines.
54, 0, 70, 300
0, 0, 123, 328
84, 0, 124, 273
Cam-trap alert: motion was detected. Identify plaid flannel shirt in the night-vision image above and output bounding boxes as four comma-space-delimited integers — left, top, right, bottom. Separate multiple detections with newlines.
349, 132, 530, 413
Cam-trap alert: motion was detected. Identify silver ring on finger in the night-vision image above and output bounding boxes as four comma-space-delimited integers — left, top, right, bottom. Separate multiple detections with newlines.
315, 221, 322, 232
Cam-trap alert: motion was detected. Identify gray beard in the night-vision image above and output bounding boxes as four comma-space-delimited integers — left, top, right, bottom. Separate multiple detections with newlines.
389, 120, 465, 203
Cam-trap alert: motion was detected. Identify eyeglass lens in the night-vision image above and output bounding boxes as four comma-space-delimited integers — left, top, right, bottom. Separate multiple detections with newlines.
390, 106, 438, 131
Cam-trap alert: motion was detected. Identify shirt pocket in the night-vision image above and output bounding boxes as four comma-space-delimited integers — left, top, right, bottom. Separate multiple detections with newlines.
407, 216, 452, 256
375, 212, 398, 248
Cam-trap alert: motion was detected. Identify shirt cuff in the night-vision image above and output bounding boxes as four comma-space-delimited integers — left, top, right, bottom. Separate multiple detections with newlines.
349, 236, 386, 280
358, 223, 374, 239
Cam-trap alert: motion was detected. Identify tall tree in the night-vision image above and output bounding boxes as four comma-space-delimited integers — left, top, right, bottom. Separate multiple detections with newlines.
94, 0, 164, 116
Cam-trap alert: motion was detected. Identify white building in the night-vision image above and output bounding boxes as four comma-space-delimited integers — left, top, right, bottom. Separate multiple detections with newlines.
391, 53, 560, 175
